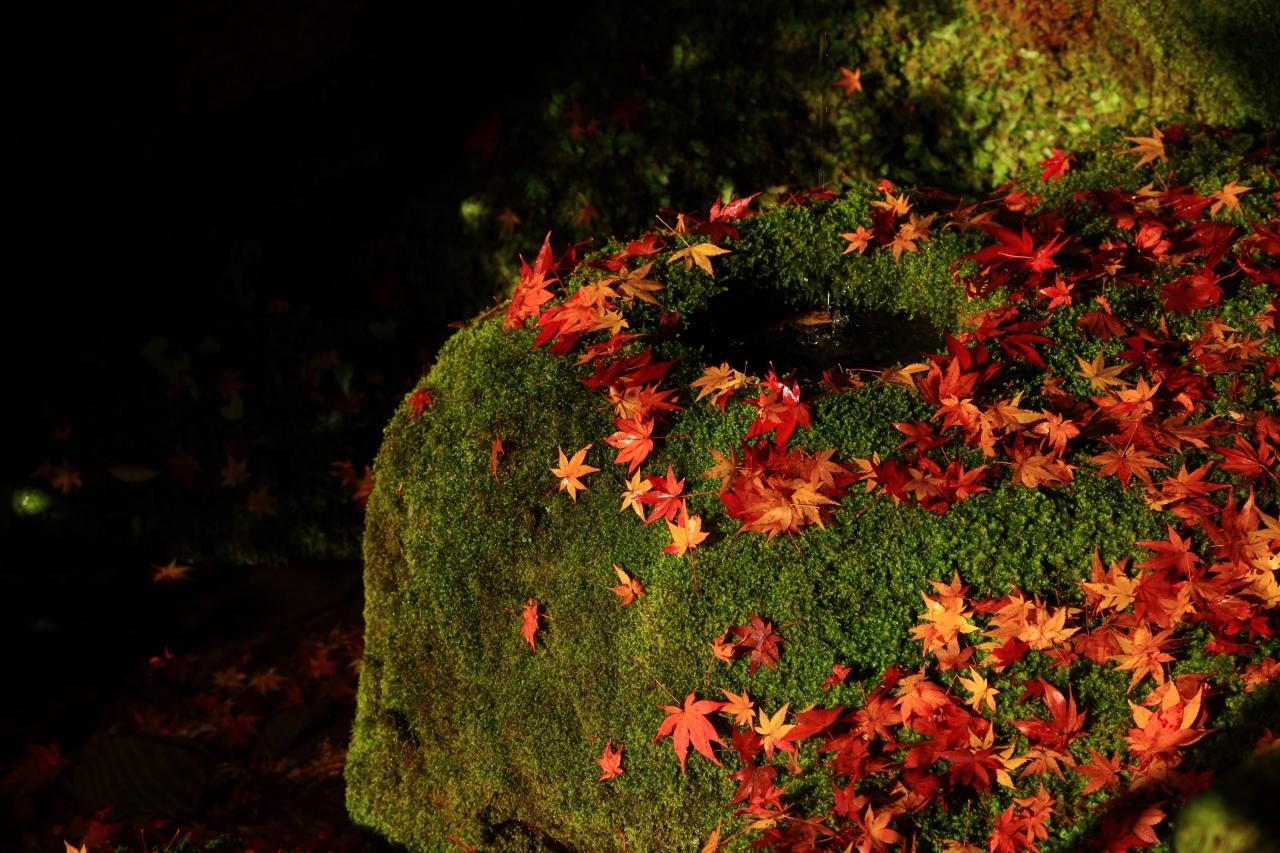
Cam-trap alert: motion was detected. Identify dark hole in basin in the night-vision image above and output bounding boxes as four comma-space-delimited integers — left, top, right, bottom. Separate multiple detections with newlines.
683, 289, 944, 383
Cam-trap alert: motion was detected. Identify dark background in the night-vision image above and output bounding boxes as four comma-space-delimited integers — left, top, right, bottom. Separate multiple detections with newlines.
5, 0, 583, 396
2, 2, 604, 848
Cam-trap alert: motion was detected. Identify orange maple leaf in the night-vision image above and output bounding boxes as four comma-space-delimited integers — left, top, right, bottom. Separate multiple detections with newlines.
520, 597, 541, 650
691, 363, 750, 410
152, 559, 193, 583
619, 470, 652, 519
710, 630, 736, 663
489, 436, 504, 480
720, 688, 755, 726
551, 444, 599, 501
654, 691, 724, 772
597, 739, 623, 780
957, 668, 999, 714
833, 66, 862, 96
664, 506, 708, 556
840, 225, 874, 255
608, 564, 645, 606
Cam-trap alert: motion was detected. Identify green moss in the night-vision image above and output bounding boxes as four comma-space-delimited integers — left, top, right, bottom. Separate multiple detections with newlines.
350, 129, 1280, 848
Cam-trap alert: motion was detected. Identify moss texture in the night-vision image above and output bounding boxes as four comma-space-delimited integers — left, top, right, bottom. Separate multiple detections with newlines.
466, 0, 1280, 282
347, 124, 1280, 849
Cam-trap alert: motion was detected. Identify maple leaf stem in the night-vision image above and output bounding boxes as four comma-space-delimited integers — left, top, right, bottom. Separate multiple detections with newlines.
654, 214, 693, 247
651, 677, 679, 705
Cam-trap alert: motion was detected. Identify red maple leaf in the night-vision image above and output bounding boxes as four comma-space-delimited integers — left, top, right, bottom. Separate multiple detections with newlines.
1076, 747, 1124, 795
505, 232, 558, 330
606, 416, 655, 473
731, 614, 785, 674
703, 192, 760, 242
637, 464, 686, 524
653, 692, 725, 772
1038, 148, 1074, 183
406, 387, 434, 419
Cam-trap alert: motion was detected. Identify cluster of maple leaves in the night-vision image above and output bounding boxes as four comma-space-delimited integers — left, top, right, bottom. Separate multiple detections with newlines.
484, 124, 1280, 850
14, 624, 367, 852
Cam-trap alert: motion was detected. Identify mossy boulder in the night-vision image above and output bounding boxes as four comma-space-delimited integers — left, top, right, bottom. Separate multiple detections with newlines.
348, 128, 1280, 850
1174, 747, 1280, 851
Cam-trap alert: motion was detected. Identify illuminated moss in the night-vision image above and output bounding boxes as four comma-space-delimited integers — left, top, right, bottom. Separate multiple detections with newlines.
349, 127, 1280, 849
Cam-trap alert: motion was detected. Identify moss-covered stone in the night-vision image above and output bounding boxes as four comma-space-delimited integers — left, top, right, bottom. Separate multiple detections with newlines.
348, 127, 1280, 849
1174, 747, 1280, 852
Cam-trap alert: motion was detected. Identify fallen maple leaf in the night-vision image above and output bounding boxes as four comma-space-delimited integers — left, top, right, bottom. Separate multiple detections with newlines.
754, 704, 797, 757
152, 559, 192, 583
1038, 148, 1073, 182
732, 614, 784, 673
219, 455, 249, 487
407, 388, 435, 419
840, 225, 874, 255
1076, 351, 1129, 391
1124, 126, 1167, 169
49, 461, 83, 495
490, 436, 504, 480
721, 688, 755, 726
654, 691, 725, 772
1209, 179, 1251, 217
551, 444, 599, 501
701, 821, 723, 853
691, 362, 750, 410
668, 241, 730, 277
619, 470, 652, 519
608, 564, 645, 606
664, 506, 708, 556
710, 630, 737, 663
597, 739, 623, 780
246, 485, 277, 519
958, 668, 999, 714
505, 232, 557, 329
521, 597, 541, 650
833, 66, 862, 96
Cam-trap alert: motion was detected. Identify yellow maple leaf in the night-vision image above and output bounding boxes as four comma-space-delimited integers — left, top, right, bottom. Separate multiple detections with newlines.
700, 447, 738, 493
551, 444, 600, 501
1124, 126, 1166, 169
667, 241, 731, 277
957, 668, 999, 714
1209, 179, 1251, 217
754, 703, 796, 756
691, 362, 750, 408
611, 262, 666, 305
880, 361, 929, 388
1076, 351, 1130, 392
619, 470, 652, 519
